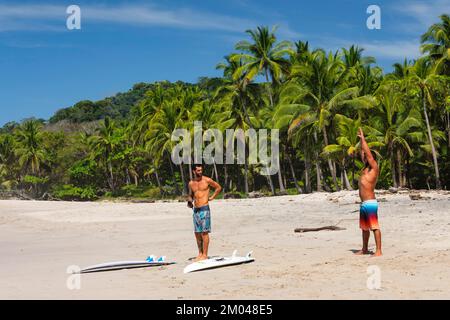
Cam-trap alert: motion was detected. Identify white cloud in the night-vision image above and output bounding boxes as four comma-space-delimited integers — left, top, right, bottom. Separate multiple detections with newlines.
313, 36, 422, 61
0, 2, 304, 38
0, 3, 257, 33
357, 40, 422, 60
0, 4, 65, 32
275, 23, 302, 40
391, 0, 450, 31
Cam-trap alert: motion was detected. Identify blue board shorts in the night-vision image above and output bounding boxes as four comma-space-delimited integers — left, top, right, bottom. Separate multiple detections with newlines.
193, 205, 211, 233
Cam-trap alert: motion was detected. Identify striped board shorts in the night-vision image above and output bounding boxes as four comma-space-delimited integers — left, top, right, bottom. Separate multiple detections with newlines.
360, 199, 380, 231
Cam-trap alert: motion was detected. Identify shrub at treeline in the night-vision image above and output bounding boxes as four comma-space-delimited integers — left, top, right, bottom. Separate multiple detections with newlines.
1, 18, 450, 200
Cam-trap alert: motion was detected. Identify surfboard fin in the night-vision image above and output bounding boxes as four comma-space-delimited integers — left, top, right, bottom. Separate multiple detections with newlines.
232, 250, 238, 258
157, 256, 166, 262
146, 255, 156, 262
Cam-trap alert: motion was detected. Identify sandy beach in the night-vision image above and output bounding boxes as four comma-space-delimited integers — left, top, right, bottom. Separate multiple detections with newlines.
1, 190, 449, 299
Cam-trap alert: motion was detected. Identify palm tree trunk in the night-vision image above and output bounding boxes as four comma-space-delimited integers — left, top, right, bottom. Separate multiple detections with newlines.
244, 157, 249, 195
344, 168, 353, 190
107, 160, 114, 191
446, 111, 450, 148
352, 156, 355, 187
213, 160, 219, 184
265, 70, 274, 108
179, 164, 187, 195
312, 132, 323, 192
266, 174, 275, 195
287, 152, 301, 193
422, 90, 441, 189
315, 161, 323, 192
125, 168, 131, 185
240, 97, 252, 128
406, 157, 412, 189
188, 162, 193, 181
224, 165, 228, 193
154, 170, 162, 189
167, 154, 179, 194
341, 159, 352, 190
304, 157, 311, 193
277, 156, 286, 193
322, 127, 339, 191
391, 153, 398, 188
397, 150, 403, 188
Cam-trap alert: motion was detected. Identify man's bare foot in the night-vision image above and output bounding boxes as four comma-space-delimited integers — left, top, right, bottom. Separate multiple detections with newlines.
194, 255, 208, 262
354, 249, 371, 255
371, 250, 382, 257
193, 254, 203, 262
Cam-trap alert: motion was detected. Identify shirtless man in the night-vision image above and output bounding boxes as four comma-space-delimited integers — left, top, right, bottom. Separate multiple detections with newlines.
187, 164, 222, 262
356, 128, 382, 257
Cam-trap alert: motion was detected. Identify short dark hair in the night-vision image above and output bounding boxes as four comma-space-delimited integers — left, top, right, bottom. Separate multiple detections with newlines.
193, 164, 203, 170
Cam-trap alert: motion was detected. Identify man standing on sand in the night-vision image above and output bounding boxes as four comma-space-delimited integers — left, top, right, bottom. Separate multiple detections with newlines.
187, 164, 222, 262
356, 128, 382, 257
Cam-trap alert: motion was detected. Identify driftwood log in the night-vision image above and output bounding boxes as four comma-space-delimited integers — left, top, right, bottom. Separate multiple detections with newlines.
294, 226, 346, 233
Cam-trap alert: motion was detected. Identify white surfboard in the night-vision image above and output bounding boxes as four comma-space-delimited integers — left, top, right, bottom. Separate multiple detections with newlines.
183, 250, 254, 274
79, 256, 175, 273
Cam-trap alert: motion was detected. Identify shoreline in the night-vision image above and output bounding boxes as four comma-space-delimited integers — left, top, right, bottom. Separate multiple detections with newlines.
1, 188, 449, 203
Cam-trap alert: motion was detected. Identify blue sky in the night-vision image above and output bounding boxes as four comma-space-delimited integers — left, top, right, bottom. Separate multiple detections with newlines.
0, 0, 449, 126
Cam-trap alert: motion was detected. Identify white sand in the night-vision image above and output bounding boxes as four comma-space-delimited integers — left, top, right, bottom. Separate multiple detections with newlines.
1, 190, 449, 299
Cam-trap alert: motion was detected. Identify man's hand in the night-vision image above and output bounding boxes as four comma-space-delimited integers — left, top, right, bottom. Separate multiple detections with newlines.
187, 200, 193, 208
357, 127, 365, 140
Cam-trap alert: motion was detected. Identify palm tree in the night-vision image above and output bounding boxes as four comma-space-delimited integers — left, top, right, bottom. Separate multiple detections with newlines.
372, 83, 422, 187
421, 14, 450, 75
146, 99, 186, 194
407, 58, 447, 189
215, 56, 272, 194
231, 26, 294, 108
15, 119, 46, 176
229, 26, 294, 193
289, 49, 374, 191
0, 134, 17, 189
190, 98, 222, 181
91, 117, 122, 191
322, 114, 363, 190
342, 45, 376, 70
274, 80, 312, 192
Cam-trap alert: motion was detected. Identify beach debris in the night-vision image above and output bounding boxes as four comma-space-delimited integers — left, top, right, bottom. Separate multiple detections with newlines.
224, 192, 242, 199
389, 187, 398, 193
294, 225, 346, 233
130, 199, 155, 203
409, 193, 431, 201
248, 191, 264, 198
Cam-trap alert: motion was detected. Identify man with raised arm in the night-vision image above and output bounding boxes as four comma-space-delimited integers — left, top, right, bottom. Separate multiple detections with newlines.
187, 164, 222, 261
356, 128, 382, 257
